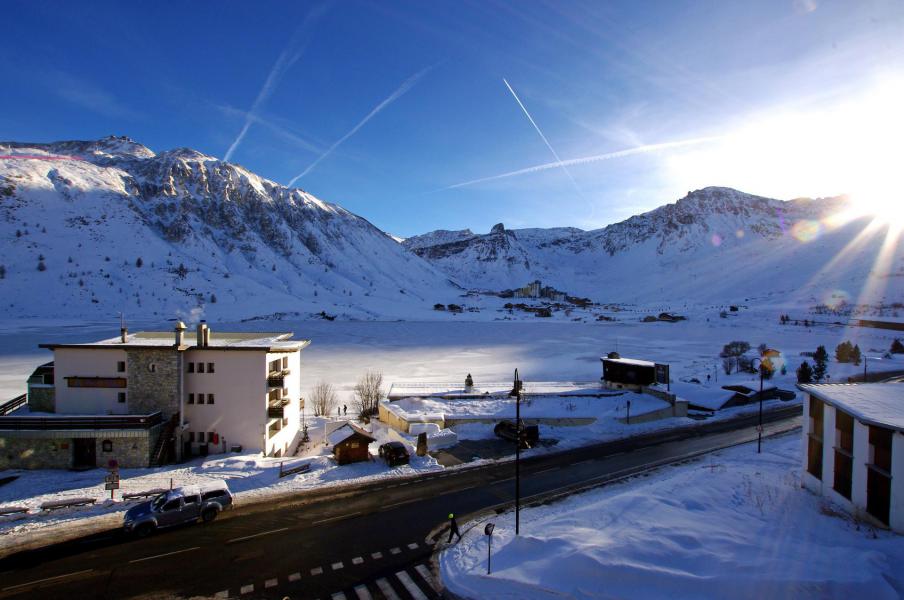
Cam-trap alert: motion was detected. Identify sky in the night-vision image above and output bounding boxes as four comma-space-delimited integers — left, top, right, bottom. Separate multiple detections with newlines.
1, 0, 903, 237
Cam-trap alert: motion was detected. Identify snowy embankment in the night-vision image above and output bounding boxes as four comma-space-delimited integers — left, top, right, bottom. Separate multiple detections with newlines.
440, 432, 904, 600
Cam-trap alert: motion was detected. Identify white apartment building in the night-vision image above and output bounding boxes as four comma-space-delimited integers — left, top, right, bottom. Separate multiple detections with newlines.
798, 383, 904, 532
0, 321, 309, 469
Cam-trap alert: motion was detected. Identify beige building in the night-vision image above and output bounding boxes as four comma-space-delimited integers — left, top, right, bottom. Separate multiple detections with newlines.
0, 322, 309, 469
799, 383, 904, 533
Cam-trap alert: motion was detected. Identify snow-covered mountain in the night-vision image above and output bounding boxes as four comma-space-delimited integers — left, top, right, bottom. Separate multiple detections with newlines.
0, 136, 459, 320
404, 187, 904, 307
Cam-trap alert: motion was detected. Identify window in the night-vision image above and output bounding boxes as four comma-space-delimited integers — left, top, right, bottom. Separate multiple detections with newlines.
117, 392, 126, 403
282, 357, 288, 370
188, 393, 194, 404
207, 432, 214, 442
183, 495, 199, 505
117, 361, 125, 373
202, 489, 226, 501
189, 432, 195, 443
207, 393, 215, 405
207, 362, 215, 373
101, 439, 113, 452
197, 393, 205, 405
806, 398, 824, 479
197, 362, 205, 373
187, 362, 195, 373
162, 499, 181, 512
147, 363, 157, 373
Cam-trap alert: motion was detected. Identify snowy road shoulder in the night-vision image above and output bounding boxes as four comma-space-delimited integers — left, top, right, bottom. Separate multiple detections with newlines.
439, 432, 904, 600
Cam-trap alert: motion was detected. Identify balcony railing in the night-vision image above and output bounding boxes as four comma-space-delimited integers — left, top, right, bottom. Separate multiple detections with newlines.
267, 368, 290, 388
0, 411, 163, 431
267, 398, 290, 419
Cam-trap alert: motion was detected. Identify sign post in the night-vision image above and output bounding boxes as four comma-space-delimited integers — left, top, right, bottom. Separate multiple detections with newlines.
105, 459, 120, 500
484, 523, 495, 575
655, 363, 670, 391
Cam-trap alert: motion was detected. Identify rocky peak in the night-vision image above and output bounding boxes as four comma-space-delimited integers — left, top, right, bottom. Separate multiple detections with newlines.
490, 223, 506, 234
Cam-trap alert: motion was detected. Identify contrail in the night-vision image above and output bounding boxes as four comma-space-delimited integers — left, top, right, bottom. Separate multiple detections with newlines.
502, 78, 582, 195
287, 65, 434, 186
223, 4, 329, 162
438, 136, 723, 191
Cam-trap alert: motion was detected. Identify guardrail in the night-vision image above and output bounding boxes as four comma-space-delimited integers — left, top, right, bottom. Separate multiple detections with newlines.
0, 411, 163, 431
0, 394, 27, 416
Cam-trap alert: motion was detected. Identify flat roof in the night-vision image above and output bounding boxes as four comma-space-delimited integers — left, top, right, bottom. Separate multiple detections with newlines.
798, 383, 904, 432
601, 357, 656, 368
40, 330, 310, 352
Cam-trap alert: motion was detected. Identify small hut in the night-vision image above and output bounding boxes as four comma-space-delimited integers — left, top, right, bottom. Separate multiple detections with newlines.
328, 423, 376, 465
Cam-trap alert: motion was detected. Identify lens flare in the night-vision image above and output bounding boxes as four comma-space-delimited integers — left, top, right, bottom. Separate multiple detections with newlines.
711, 233, 722, 247
735, 229, 745, 239
791, 219, 822, 242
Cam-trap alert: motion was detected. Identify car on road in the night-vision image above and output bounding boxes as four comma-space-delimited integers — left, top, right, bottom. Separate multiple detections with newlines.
124, 480, 233, 537
378, 441, 410, 466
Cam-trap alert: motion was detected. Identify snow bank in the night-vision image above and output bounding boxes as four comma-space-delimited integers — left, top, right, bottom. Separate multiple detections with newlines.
440, 433, 904, 599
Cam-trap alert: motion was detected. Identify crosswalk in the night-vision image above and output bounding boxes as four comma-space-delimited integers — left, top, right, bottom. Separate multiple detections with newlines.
214, 540, 440, 599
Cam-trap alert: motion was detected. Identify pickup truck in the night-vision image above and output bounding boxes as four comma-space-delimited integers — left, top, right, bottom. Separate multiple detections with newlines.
124, 481, 233, 537
494, 420, 540, 449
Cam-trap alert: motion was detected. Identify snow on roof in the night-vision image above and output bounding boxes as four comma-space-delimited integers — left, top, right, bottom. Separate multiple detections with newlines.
601, 357, 656, 367
327, 423, 376, 446
798, 384, 904, 431
40, 330, 310, 351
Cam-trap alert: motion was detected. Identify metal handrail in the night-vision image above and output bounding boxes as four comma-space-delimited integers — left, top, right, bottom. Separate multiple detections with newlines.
0, 394, 27, 416
0, 411, 163, 430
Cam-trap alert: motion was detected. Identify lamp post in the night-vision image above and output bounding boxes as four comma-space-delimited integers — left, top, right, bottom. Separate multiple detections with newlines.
513, 368, 522, 536
750, 357, 767, 454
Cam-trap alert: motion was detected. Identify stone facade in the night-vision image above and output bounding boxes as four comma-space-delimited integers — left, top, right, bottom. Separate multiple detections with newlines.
27, 385, 55, 412
0, 425, 161, 469
127, 348, 180, 418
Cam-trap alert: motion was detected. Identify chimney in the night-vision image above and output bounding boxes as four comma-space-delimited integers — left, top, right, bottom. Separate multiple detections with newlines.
203, 323, 211, 347
120, 326, 128, 343
174, 321, 186, 347
196, 322, 205, 347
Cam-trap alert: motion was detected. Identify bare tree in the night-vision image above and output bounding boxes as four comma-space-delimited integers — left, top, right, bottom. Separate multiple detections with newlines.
310, 382, 337, 417
353, 370, 384, 418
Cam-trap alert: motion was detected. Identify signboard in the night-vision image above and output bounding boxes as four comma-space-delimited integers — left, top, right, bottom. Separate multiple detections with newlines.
654, 363, 670, 386
104, 483, 118, 491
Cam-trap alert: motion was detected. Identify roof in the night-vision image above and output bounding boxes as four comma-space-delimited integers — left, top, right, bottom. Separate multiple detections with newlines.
327, 423, 376, 446
40, 330, 310, 352
797, 383, 904, 432
601, 357, 656, 368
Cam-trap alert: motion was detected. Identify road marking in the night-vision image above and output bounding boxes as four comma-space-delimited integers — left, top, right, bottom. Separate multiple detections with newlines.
407, 542, 419, 550
399, 481, 410, 486
288, 572, 301, 582
311, 566, 324, 575
129, 546, 200, 563
352, 556, 364, 564
573, 459, 595, 466
2, 569, 95, 592
382, 499, 417, 510
396, 570, 428, 600
240, 584, 254, 594
264, 578, 278, 588
535, 466, 560, 474
375, 578, 401, 600
415, 564, 439, 592
389, 547, 401, 555
313, 512, 362, 525
371, 551, 383, 559
332, 561, 344, 570
227, 527, 289, 543
354, 584, 374, 600
332, 592, 347, 600
214, 591, 229, 599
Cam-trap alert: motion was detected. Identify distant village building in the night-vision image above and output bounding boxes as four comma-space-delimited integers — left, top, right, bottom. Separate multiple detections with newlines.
0, 322, 310, 470
798, 383, 904, 533
328, 422, 376, 465
513, 280, 567, 302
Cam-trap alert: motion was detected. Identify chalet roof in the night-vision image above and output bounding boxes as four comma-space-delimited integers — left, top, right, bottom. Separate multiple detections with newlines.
601, 357, 656, 368
798, 383, 904, 432
327, 422, 376, 446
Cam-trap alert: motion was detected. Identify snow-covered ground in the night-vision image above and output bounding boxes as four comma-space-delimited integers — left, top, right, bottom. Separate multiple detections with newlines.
440, 432, 904, 599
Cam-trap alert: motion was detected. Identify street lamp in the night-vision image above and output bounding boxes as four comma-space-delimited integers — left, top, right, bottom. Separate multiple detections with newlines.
750, 357, 769, 454
513, 368, 522, 536
863, 355, 880, 382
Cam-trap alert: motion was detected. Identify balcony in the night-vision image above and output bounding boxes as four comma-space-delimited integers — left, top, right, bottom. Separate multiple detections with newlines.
267, 398, 290, 419
267, 368, 290, 388
0, 411, 163, 431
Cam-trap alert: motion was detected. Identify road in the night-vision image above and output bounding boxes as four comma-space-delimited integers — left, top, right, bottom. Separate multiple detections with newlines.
0, 409, 801, 600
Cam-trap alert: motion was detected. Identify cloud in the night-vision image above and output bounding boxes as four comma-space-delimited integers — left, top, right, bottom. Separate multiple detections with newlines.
287, 64, 435, 187
438, 136, 722, 191
47, 71, 141, 120
223, 3, 330, 162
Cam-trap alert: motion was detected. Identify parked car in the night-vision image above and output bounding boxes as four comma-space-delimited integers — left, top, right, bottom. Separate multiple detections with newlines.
378, 441, 410, 466
124, 480, 233, 537
494, 420, 540, 449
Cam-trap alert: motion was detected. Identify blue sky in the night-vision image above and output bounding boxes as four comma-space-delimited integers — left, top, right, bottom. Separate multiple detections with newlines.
2, 1, 903, 236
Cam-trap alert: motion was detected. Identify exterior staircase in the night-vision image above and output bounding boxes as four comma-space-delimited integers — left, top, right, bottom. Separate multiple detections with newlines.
149, 415, 178, 467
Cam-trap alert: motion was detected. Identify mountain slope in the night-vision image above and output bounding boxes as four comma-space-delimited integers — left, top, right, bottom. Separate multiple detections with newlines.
404, 187, 904, 307
0, 136, 458, 320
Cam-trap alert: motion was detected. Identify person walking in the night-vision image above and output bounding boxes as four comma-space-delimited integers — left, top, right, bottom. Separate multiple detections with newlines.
343, 404, 347, 416
447, 513, 462, 543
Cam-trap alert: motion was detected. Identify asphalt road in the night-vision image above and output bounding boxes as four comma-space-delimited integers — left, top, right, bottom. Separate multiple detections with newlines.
0, 409, 801, 600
